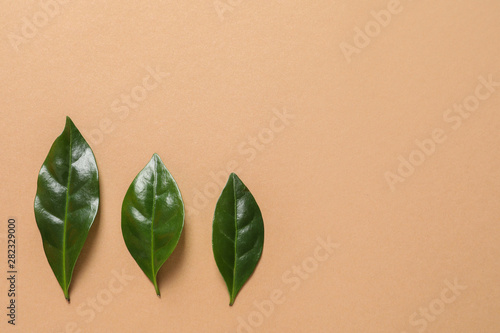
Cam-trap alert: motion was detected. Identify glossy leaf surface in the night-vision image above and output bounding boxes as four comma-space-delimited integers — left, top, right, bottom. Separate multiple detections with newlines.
121, 154, 184, 296
34, 116, 100, 301
212, 173, 264, 305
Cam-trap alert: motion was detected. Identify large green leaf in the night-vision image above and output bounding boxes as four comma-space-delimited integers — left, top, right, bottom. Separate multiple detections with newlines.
212, 173, 264, 306
121, 154, 184, 296
34, 116, 100, 301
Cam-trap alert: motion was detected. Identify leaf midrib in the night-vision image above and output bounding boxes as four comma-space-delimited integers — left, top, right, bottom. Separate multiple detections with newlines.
62, 124, 73, 299
150, 157, 158, 294
231, 175, 237, 305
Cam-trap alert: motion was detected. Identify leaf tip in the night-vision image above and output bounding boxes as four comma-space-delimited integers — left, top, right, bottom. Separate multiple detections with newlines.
229, 172, 244, 185
151, 153, 164, 165
64, 116, 77, 134
65, 116, 74, 126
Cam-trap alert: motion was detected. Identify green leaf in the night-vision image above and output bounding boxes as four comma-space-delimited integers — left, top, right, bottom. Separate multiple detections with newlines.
34, 116, 100, 301
121, 153, 184, 296
212, 173, 264, 306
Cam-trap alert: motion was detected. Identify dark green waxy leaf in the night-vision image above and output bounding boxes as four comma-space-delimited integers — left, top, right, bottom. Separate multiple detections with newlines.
212, 173, 264, 306
121, 154, 184, 296
34, 116, 100, 301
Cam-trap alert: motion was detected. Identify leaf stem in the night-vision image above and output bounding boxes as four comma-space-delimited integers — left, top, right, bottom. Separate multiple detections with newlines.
154, 279, 161, 297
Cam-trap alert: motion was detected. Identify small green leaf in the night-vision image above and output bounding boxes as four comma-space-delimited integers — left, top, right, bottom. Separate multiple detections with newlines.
34, 116, 100, 301
212, 173, 264, 306
121, 154, 184, 296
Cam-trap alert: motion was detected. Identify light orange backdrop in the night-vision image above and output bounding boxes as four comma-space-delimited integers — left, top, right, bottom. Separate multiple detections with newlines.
1, 1, 499, 332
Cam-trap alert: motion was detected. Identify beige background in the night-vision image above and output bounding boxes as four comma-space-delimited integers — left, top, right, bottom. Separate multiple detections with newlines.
1, 0, 500, 332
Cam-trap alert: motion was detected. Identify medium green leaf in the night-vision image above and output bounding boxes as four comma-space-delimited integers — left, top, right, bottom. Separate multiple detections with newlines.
212, 173, 264, 306
121, 153, 184, 296
34, 116, 100, 301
